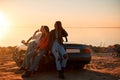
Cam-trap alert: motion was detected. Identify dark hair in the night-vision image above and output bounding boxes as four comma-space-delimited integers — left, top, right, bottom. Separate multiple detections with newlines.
40, 26, 44, 31
54, 21, 63, 30
44, 26, 49, 33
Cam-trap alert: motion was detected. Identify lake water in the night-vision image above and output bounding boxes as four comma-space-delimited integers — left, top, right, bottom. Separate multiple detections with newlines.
0, 27, 120, 47
67, 27, 120, 47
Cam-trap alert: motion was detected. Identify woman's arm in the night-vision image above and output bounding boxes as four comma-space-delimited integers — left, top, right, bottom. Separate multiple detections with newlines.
32, 29, 39, 38
26, 37, 33, 44
62, 29, 68, 42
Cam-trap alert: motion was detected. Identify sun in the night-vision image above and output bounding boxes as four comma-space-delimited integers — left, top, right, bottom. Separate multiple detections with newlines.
0, 12, 10, 39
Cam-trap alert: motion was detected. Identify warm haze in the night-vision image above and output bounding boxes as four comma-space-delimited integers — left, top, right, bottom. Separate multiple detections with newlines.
0, 0, 120, 47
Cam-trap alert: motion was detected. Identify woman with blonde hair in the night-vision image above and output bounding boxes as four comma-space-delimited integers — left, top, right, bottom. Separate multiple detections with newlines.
20, 26, 44, 70
22, 26, 50, 78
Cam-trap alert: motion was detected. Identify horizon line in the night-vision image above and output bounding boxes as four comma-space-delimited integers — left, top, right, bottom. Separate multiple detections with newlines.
66, 27, 120, 28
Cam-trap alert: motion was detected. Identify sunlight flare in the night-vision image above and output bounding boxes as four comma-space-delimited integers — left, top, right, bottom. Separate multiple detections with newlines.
0, 12, 11, 39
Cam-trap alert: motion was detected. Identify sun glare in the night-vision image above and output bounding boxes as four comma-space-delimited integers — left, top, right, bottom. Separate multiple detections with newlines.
0, 12, 10, 39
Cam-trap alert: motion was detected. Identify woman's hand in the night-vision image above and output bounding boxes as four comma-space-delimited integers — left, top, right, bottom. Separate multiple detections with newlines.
35, 29, 39, 33
21, 40, 28, 45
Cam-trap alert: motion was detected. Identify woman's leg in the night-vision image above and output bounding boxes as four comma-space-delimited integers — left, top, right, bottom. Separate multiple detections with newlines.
25, 41, 37, 69
21, 42, 34, 68
29, 50, 45, 71
58, 44, 68, 68
52, 41, 62, 71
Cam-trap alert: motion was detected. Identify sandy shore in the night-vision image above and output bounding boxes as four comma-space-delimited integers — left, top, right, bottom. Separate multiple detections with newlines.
0, 53, 120, 80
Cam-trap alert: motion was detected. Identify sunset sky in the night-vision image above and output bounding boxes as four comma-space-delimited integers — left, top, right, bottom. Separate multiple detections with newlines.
0, 0, 120, 47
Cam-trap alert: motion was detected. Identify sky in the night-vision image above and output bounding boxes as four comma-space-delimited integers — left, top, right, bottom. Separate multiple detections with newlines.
0, 0, 120, 47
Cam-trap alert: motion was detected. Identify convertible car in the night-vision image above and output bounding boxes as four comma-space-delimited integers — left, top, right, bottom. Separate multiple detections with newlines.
13, 43, 91, 70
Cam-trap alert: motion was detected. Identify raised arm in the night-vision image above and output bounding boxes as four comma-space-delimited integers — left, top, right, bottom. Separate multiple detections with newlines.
26, 37, 33, 44
32, 29, 39, 38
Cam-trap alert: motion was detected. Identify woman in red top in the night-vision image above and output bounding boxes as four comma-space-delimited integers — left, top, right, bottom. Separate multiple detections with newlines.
22, 26, 49, 78
36, 26, 49, 50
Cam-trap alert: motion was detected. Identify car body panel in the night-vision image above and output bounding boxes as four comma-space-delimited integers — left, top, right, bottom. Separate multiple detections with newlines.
64, 43, 91, 64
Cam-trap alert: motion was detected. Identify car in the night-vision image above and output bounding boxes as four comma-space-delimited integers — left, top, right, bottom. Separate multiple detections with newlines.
64, 43, 91, 69
13, 43, 91, 70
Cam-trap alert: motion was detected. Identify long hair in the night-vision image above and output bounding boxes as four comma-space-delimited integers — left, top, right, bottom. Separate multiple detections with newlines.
44, 26, 49, 33
54, 21, 64, 37
54, 21, 63, 30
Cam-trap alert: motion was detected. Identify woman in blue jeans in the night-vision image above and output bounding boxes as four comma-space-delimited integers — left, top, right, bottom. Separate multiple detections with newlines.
20, 26, 44, 70
49, 21, 68, 79
22, 26, 49, 78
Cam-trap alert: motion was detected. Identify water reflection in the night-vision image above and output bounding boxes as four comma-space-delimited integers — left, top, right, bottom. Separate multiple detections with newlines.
66, 27, 120, 46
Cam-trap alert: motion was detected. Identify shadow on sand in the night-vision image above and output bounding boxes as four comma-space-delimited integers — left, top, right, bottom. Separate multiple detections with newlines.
13, 68, 119, 80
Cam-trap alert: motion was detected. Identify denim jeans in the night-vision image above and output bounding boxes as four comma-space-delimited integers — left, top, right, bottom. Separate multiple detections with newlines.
29, 50, 45, 71
52, 40, 68, 71
22, 41, 37, 68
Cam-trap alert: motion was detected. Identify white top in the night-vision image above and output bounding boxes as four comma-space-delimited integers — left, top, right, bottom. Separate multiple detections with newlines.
32, 33, 42, 43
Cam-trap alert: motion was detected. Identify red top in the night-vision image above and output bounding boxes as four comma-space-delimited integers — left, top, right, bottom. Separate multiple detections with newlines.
37, 33, 49, 50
